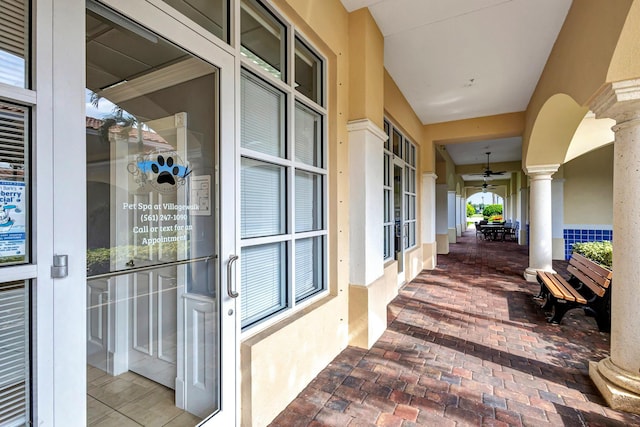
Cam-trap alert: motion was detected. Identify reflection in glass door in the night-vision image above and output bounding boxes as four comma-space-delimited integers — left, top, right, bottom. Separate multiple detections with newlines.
84, 3, 234, 425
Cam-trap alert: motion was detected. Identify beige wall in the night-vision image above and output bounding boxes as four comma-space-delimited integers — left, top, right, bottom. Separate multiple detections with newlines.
564, 144, 614, 225
349, 8, 384, 128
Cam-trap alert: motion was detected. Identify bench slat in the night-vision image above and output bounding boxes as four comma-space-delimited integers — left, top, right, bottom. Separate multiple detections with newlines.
537, 272, 566, 300
570, 256, 611, 290
572, 253, 612, 282
546, 272, 587, 304
567, 264, 607, 297
538, 271, 584, 303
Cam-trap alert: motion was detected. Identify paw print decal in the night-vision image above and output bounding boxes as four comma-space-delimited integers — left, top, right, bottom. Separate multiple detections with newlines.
133, 150, 191, 192
150, 155, 181, 185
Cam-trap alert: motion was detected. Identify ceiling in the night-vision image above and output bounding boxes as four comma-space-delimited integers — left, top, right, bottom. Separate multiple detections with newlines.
340, 0, 573, 177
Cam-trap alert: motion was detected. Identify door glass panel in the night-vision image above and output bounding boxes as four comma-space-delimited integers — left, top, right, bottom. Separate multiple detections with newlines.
85, 5, 221, 423
0, 102, 28, 266
0, 280, 29, 426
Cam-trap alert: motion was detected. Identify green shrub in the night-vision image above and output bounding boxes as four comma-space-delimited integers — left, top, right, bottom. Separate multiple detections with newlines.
572, 240, 612, 269
466, 203, 475, 217
482, 204, 502, 219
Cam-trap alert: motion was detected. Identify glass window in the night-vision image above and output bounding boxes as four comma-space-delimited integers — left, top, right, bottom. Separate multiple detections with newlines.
162, 0, 229, 42
241, 158, 286, 238
383, 120, 390, 151
0, 102, 28, 266
295, 102, 322, 167
241, 242, 286, 327
295, 170, 322, 232
0, 280, 29, 426
239, 6, 326, 329
240, 0, 286, 81
241, 71, 285, 158
392, 129, 401, 157
294, 37, 322, 105
384, 121, 417, 259
295, 236, 323, 302
0, 0, 28, 88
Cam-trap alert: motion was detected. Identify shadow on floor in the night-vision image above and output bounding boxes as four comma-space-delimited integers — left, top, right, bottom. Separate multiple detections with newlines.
270, 230, 638, 426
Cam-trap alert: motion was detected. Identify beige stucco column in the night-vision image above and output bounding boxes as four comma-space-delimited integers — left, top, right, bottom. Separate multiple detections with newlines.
421, 173, 438, 269
523, 165, 558, 282
447, 191, 457, 243
589, 79, 640, 414
348, 119, 385, 285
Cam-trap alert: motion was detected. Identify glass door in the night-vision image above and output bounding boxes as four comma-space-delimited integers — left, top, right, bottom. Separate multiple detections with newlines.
84, 1, 236, 425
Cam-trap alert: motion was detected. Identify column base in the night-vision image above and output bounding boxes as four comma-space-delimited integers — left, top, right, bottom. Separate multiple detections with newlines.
524, 267, 538, 282
590, 358, 640, 415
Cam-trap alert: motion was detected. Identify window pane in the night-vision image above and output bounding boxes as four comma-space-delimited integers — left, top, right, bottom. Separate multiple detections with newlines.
411, 145, 416, 167
383, 121, 390, 151
295, 170, 322, 232
383, 225, 391, 259
0, 102, 27, 265
295, 37, 322, 105
393, 129, 401, 157
0, 0, 28, 88
240, 0, 285, 81
241, 158, 286, 238
409, 222, 415, 247
295, 236, 323, 302
295, 103, 322, 167
383, 154, 389, 187
404, 194, 410, 221
383, 190, 390, 223
241, 72, 285, 158
162, 0, 228, 42
241, 242, 286, 327
0, 281, 29, 426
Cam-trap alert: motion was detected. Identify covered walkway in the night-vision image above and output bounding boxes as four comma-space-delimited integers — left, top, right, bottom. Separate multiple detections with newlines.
270, 231, 639, 426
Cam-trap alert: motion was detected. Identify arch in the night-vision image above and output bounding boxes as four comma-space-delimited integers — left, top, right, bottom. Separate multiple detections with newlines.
525, 93, 587, 168
523, 0, 633, 167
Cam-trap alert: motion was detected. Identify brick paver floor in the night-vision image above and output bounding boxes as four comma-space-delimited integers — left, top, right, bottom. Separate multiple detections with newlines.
270, 230, 640, 426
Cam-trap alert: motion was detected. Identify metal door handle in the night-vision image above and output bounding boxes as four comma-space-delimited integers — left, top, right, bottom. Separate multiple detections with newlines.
226, 254, 239, 298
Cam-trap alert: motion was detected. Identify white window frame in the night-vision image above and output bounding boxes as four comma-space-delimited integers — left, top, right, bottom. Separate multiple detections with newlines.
238, 0, 328, 334
383, 120, 393, 261
383, 118, 417, 259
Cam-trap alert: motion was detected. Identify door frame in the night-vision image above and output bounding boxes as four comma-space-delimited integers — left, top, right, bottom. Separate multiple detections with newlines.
42, 0, 239, 424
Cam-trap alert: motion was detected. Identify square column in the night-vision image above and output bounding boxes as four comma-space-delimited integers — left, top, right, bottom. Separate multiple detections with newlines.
347, 119, 395, 349
421, 173, 437, 269
447, 191, 457, 244
435, 184, 449, 254
348, 119, 385, 285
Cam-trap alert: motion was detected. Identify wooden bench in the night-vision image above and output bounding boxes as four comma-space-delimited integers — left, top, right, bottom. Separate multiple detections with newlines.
535, 252, 612, 331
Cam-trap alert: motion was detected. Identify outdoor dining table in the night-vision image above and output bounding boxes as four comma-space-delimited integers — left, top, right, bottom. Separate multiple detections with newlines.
480, 224, 511, 241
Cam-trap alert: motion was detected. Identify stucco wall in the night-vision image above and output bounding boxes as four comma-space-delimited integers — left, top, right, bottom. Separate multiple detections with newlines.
564, 144, 614, 225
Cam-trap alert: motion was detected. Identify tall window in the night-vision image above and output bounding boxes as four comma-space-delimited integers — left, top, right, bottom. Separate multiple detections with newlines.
383, 122, 393, 260
383, 119, 417, 260
0, 1, 31, 425
240, 0, 326, 330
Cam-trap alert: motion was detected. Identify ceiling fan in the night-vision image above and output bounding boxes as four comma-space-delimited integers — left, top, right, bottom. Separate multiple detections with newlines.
472, 152, 506, 177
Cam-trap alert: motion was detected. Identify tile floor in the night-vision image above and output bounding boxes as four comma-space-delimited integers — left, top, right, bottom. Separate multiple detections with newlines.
270, 230, 640, 426
87, 366, 202, 426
